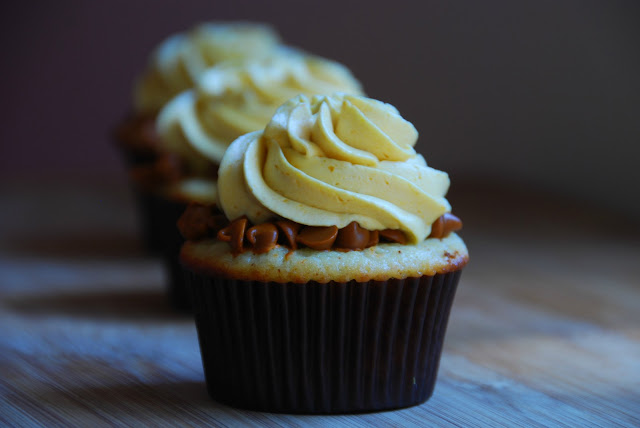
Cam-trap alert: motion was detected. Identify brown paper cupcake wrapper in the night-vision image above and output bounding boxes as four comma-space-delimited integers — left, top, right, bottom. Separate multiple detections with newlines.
133, 189, 183, 255
114, 119, 193, 311
133, 189, 191, 311
163, 240, 191, 312
185, 269, 462, 413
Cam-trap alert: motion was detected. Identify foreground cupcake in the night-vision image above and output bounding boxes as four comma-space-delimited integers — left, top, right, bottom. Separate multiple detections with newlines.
146, 51, 363, 310
179, 94, 468, 412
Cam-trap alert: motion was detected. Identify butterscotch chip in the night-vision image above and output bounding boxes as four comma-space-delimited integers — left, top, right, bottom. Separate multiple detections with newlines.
177, 204, 213, 240
276, 220, 300, 250
218, 217, 248, 255
246, 223, 279, 254
296, 225, 338, 251
335, 221, 370, 250
366, 230, 379, 248
428, 213, 463, 239
379, 229, 407, 244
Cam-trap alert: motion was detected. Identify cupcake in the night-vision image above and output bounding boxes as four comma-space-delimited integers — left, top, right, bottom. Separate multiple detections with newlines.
114, 21, 282, 258
156, 48, 364, 172
179, 93, 468, 412
149, 51, 363, 310
115, 21, 281, 166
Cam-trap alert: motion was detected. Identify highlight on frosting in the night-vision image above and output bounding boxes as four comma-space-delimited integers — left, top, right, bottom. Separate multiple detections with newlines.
216, 94, 452, 244
156, 51, 363, 171
134, 21, 281, 114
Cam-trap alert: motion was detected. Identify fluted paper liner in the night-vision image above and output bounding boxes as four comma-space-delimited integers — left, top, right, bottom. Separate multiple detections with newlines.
115, 117, 193, 311
134, 190, 191, 310
185, 269, 462, 413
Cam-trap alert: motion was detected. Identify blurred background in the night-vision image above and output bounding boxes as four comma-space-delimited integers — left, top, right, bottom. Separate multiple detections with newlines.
1, 0, 639, 218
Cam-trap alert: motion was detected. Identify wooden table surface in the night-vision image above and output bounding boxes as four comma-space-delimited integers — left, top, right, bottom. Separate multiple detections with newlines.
1, 178, 639, 427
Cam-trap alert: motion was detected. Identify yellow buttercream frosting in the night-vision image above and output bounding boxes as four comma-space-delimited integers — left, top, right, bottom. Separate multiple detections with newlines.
134, 22, 281, 114
156, 50, 363, 171
217, 94, 451, 243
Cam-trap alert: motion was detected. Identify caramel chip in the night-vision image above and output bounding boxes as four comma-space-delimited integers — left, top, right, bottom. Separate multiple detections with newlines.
246, 223, 279, 254
154, 154, 182, 183
366, 230, 379, 248
276, 220, 301, 250
130, 153, 182, 188
218, 217, 248, 255
428, 213, 462, 239
177, 204, 213, 240
335, 221, 370, 250
379, 229, 407, 244
296, 225, 338, 251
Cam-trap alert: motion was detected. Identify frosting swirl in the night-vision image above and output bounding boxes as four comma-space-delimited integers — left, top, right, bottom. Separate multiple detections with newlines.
217, 94, 451, 243
156, 50, 363, 171
134, 22, 281, 114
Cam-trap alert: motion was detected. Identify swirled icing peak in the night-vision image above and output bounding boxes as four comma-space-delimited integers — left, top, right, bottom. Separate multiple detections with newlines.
217, 94, 452, 244
134, 22, 281, 114
156, 50, 363, 171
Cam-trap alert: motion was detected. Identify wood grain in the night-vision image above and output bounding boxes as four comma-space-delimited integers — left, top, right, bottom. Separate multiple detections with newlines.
1, 179, 638, 427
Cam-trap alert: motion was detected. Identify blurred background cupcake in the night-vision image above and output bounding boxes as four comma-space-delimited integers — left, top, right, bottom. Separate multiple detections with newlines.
114, 21, 282, 257
130, 40, 363, 310
114, 21, 281, 167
